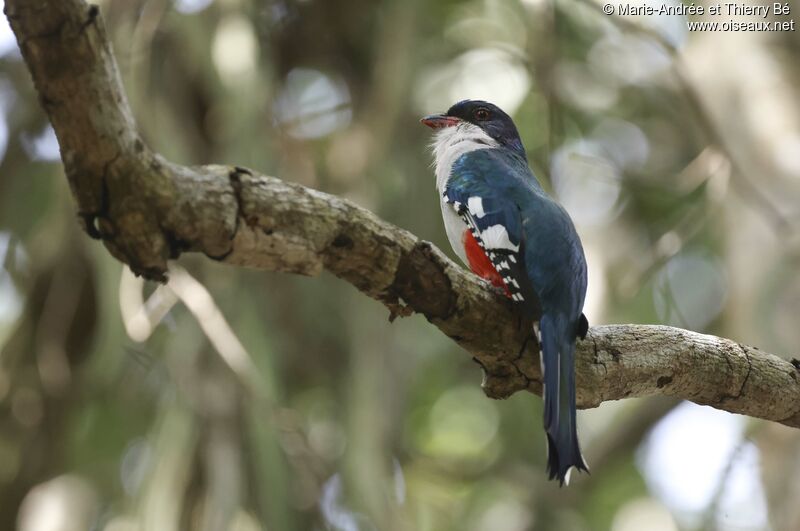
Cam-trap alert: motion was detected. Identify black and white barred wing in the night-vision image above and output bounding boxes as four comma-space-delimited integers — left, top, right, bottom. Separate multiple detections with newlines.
443, 172, 537, 306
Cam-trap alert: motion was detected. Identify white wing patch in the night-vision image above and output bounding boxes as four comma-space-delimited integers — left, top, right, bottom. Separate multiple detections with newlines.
480, 224, 520, 252
467, 196, 485, 218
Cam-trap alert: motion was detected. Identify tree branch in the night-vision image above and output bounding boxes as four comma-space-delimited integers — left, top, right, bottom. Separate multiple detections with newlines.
6, 0, 800, 427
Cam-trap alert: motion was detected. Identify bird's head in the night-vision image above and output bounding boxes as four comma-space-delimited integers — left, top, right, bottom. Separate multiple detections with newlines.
421, 100, 525, 157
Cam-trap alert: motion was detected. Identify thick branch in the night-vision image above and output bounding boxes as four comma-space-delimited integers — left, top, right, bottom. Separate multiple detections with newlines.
7, 0, 800, 427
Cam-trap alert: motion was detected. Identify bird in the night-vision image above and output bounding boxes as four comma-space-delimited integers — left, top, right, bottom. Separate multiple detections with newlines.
421, 100, 589, 485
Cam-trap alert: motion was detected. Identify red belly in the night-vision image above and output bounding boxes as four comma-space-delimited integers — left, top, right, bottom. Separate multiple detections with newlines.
462, 229, 511, 297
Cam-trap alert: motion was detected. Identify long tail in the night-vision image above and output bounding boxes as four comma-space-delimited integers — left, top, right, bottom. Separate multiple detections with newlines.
540, 312, 588, 486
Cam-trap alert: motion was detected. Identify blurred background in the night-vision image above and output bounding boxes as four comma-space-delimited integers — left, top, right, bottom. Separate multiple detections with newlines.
1, 0, 800, 529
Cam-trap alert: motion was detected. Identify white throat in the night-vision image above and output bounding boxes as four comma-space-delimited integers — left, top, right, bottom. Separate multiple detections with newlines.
430, 122, 498, 191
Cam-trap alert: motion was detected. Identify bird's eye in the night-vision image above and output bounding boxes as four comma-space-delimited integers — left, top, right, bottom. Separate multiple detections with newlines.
474, 108, 490, 121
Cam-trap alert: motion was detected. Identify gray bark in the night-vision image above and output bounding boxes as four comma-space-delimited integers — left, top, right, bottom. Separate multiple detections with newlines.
6, 0, 800, 427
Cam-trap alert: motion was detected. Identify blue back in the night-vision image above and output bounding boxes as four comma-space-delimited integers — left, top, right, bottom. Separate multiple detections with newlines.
445, 148, 587, 320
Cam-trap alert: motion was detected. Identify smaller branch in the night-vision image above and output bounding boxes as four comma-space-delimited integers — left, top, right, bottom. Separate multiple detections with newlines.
166, 266, 264, 396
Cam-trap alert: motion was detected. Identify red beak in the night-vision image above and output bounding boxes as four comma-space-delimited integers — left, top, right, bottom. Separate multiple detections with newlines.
420, 114, 461, 129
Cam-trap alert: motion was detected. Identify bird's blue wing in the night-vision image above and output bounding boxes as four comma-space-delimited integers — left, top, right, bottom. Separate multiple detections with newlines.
443, 150, 539, 308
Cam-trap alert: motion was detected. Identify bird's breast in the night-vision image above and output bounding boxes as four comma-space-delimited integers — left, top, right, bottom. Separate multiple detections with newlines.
440, 200, 469, 264
431, 123, 498, 191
